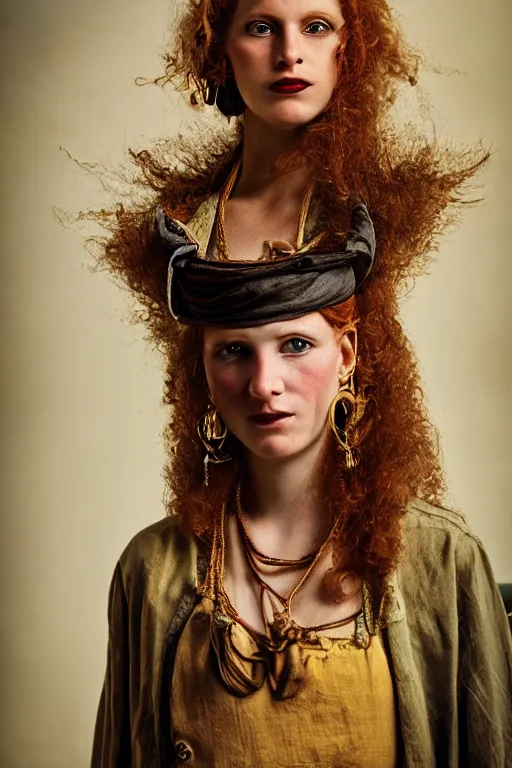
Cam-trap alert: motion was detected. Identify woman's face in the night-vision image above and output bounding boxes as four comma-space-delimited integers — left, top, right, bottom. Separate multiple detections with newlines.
202, 313, 355, 462
225, 0, 345, 130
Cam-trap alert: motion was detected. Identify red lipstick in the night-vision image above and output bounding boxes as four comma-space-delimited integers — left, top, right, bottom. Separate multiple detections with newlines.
269, 78, 311, 95
249, 411, 292, 426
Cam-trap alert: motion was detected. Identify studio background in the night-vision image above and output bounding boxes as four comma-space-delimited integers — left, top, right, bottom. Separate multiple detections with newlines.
1, 0, 510, 766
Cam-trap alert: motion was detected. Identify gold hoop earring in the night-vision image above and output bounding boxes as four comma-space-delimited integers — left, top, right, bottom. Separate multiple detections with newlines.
197, 401, 232, 486
328, 375, 359, 469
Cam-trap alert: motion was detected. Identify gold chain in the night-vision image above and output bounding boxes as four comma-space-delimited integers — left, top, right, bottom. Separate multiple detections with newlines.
215, 159, 316, 261
216, 159, 242, 261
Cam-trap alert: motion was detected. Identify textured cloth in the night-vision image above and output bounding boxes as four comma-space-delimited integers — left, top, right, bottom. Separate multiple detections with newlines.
155, 203, 375, 327
91, 500, 512, 767
170, 596, 397, 767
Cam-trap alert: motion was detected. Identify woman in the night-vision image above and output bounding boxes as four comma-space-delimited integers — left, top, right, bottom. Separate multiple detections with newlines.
90, 0, 512, 766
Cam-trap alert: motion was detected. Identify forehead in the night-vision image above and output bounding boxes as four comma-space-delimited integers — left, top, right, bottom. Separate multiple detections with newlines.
232, 0, 344, 20
203, 312, 335, 347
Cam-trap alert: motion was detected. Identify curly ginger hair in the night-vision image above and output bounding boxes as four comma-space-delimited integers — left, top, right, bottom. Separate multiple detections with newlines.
85, 0, 488, 589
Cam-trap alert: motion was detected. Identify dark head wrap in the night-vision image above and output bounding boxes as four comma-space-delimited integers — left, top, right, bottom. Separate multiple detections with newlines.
155, 203, 375, 328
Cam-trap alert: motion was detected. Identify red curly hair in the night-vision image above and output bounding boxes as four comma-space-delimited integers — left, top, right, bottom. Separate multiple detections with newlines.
84, 0, 488, 591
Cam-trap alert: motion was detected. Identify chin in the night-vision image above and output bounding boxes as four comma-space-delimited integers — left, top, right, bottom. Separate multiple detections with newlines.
247, 447, 305, 463
243, 435, 317, 463
251, 102, 328, 131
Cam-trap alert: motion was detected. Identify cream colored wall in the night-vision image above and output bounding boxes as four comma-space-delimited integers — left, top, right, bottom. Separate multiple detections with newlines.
1, 0, 510, 765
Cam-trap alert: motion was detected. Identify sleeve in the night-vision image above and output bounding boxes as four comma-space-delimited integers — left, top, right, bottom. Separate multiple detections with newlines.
457, 534, 512, 767
91, 562, 132, 768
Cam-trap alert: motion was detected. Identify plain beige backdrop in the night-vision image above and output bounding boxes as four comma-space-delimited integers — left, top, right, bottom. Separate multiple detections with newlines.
1, 0, 510, 766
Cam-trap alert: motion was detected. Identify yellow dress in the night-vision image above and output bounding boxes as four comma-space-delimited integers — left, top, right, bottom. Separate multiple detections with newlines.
170, 507, 398, 766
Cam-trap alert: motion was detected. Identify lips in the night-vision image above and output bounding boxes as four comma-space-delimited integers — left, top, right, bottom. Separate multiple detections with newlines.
249, 411, 292, 426
269, 78, 311, 95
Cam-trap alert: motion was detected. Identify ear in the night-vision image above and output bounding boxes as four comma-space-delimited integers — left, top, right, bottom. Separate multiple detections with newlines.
337, 327, 357, 382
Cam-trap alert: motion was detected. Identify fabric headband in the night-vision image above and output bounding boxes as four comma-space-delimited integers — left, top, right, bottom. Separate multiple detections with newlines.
155, 203, 376, 328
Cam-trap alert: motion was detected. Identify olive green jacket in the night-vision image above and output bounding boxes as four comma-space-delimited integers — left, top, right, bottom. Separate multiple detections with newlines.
91, 500, 512, 767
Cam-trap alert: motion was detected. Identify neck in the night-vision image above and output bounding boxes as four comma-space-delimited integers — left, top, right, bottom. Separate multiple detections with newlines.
235, 111, 310, 199
241, 433, 332, 537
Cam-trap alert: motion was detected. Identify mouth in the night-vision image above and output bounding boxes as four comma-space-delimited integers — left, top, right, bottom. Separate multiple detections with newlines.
269, 78, 312, 95
249, 411, 293, 426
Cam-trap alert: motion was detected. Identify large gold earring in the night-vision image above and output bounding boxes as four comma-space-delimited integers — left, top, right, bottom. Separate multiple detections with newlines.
328, 375, 359, 469
197, 401, 232, 486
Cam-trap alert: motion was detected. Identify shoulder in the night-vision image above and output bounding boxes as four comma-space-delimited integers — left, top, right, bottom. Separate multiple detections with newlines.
159, 193, 218, 259
397, 498, 491, 600
398, 498, 501, 612
404, 496, 473, 533
391, 503, 512, 761
116, 516, 199, 596
402, 496, 483, 558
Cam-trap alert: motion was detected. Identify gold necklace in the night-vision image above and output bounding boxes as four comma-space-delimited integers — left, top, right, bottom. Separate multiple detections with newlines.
235, 484, 317, 569
215, 159, 317, 261
216, 159, 241, 261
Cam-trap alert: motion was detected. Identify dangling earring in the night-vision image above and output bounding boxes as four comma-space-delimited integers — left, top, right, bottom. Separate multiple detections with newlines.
215, 78, 245, 117
328, 374, 359, 469
197, 401, 232, 486
204, 80, 218, 106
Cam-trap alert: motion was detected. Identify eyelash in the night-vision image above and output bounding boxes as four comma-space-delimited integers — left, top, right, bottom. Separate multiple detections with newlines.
246, 19, 334, 37
217, 343, 247, 360
283, 338, 312, 354
217, 338, 312, 360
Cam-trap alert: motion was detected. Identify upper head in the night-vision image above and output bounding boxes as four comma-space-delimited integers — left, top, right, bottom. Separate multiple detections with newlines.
202, 305, 356, 463
168, 0, 419, 138
224, 0, 346, 130
158, 200, 374, 467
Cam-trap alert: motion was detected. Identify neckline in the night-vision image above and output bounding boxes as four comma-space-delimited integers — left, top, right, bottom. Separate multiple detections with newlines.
207, 501, 368, 646
214, 158, 319, 262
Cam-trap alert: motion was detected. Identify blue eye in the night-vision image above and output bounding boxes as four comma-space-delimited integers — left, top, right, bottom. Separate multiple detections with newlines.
247, 21, 273, 36
305, 20, 333, 34
283, 338, 311, 354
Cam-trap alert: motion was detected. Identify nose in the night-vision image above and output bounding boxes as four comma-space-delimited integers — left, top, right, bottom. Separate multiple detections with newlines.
248, 352, 285, 400
275, 26, 304, 70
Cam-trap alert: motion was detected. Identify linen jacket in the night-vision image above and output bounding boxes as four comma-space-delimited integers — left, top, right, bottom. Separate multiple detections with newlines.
91, 499, 512, 768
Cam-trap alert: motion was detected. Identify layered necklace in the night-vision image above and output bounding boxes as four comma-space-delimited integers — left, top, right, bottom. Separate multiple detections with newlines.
204, 487, 367, 701
235, 483, 319, 573
234, 483, 342, 620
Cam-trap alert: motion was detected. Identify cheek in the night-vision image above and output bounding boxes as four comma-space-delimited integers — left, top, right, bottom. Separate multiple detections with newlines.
293, 358, 339, 406
311, 41, 340, 79
324, 48, 341, 86
206, 365, 246, 403
228, 41, 263, 74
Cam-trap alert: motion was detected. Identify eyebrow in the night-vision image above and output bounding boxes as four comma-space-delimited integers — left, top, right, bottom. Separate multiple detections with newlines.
209, 329, 320, 350
237, 7, 343, 23
275, 328, 319, 340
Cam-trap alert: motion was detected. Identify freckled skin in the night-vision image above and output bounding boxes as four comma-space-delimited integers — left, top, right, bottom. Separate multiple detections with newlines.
202, 313, 354, 462
226, 0, 345, 130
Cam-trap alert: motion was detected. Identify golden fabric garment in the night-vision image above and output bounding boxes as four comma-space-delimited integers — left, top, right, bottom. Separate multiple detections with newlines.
91, 499, 512, 767
170, 596, 397, 767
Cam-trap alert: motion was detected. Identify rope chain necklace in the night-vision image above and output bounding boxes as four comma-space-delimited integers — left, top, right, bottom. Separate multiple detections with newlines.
235, 483, 318, 571
235, 482, 341, 613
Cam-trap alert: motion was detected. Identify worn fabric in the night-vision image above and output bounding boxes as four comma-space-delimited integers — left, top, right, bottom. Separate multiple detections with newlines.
91, 499, 512, 767
170, 596, 397, 767
155, 203, 375, 328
